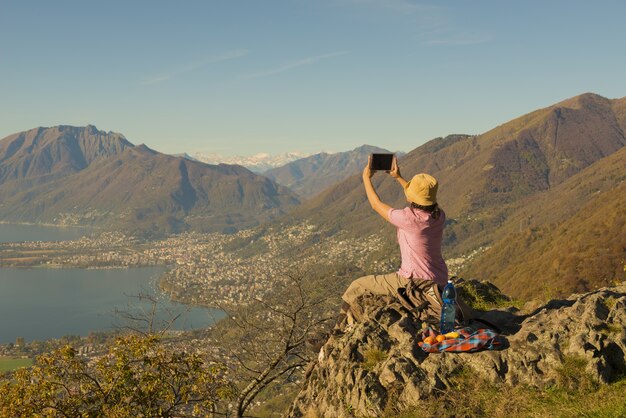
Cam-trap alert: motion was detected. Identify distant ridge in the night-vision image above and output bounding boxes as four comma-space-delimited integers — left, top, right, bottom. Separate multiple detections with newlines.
194, 151, 309, 173
264, 145, 395, 198
0, 126, 300, 235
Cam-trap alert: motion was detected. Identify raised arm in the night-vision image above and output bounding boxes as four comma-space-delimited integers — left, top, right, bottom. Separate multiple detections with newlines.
363, 157, 392, 221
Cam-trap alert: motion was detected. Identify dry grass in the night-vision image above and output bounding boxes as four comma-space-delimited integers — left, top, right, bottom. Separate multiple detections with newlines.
392, 360, 626, 418
603, 296, 618, 310
362, 348, 387, 371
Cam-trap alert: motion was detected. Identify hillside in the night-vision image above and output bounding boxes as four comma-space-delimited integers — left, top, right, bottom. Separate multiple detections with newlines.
280, 93, 626, 299
0, 126, 300, 235
461, 146, 626, 299
264, 145, 393, 198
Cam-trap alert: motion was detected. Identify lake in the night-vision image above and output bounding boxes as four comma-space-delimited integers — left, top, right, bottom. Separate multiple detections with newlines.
0, 267, 224, 344
0, 224, 224, 344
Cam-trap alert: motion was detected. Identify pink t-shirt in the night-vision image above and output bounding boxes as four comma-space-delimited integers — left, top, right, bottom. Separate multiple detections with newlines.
387, 207, 448, 287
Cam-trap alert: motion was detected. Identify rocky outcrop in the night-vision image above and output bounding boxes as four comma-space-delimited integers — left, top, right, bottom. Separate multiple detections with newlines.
288, 281, 626, 417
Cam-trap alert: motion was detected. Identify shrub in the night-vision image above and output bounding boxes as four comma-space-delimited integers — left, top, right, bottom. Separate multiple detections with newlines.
0, 334, 234, 417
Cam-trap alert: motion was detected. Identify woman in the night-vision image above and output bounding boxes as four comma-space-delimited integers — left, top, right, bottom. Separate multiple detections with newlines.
336, 156, 448, 330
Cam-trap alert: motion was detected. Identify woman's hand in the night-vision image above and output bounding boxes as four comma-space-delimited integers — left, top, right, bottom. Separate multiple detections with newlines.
363, 156, 373, 180
390, 156, 408, 187
390, 156, 400, 178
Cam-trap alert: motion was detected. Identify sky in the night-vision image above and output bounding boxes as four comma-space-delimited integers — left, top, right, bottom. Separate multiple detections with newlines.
1, 0, 625, 156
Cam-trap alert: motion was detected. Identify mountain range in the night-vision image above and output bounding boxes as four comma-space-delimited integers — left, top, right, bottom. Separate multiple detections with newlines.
281, 93, 626, 299
193, 151, 309, 174
0, 125, 299, 235
264, 145, 394, 198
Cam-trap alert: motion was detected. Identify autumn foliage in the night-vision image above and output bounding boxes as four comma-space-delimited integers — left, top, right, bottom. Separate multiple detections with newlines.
0, 334, 233, 417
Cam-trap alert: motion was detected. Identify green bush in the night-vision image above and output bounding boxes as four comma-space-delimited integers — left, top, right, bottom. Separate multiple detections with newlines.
0, 335, 234, 417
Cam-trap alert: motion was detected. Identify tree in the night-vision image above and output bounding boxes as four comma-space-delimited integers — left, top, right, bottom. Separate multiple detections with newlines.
215, 273, 335, 417
113, 290, 187, 337
0, 334, 234, 417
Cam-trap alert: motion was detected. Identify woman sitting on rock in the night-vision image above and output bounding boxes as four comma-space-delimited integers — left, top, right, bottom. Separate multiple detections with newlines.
336, 156, 448, 331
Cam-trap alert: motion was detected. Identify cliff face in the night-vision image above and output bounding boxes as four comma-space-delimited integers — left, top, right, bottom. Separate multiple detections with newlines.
287, 282, 626, 417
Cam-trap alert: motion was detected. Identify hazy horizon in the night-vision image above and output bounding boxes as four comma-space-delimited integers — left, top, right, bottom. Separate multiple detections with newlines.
0, 124, 405, 158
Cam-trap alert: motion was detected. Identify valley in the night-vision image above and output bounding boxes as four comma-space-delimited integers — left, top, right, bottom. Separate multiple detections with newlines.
3, 1, 626, 415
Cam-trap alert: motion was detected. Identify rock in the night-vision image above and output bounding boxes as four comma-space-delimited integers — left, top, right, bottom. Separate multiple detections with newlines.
287, 282, 626, 418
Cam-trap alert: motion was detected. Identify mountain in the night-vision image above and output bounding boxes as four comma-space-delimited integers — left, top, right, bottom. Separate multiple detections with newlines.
280, 93, 626, 299
0, 126, 300, 235
0, 125, 132, 184
193, 151, 309, 174
264, 145, 395, 198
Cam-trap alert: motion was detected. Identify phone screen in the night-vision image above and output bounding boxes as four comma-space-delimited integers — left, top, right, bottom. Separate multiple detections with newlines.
370, 153, 394, 171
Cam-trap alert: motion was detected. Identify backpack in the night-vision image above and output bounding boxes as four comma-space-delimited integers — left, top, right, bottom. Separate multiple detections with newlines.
396, 279, 474, 327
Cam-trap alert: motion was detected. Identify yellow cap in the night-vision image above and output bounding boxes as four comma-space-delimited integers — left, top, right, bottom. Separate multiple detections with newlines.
404, 173, 438, 206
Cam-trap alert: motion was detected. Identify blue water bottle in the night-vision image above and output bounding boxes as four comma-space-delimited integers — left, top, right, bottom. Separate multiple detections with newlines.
440, 279, 456, 334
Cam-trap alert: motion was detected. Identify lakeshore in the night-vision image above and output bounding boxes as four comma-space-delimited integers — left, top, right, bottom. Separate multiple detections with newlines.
0, 224, 222, 344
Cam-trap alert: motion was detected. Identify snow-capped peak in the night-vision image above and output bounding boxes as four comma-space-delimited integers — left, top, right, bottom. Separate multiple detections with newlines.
193, 151, 310, 173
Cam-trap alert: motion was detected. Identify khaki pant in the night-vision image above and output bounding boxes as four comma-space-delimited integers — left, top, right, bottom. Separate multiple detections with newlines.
342, 272, 476, 326
341, 272, 410, 321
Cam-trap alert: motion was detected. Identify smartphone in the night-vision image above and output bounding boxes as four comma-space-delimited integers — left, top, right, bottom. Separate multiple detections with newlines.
369, 153, 394, 171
